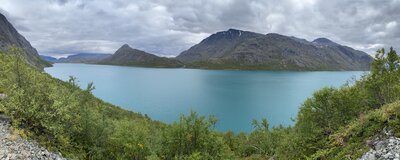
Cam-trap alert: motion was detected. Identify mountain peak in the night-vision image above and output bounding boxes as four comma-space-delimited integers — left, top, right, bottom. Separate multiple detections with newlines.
312, 38, 338, 46
200, 28, 261, 45
116, 44, 143, 55
121, 44, 131, 49
227, 28, 241, 32
100, 44, 182, 68
220, 28, 243, 36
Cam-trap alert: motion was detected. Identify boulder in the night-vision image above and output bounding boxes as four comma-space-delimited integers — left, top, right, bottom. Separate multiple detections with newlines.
0, 93, 6, 100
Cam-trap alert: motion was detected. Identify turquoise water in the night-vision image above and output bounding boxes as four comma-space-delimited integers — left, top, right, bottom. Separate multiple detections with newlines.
45, 63, 365, 133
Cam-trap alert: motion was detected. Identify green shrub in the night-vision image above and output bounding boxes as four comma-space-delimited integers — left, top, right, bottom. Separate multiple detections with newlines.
1, 46, 400, 160
0, 47, 164, 159
160, 111, 233, 159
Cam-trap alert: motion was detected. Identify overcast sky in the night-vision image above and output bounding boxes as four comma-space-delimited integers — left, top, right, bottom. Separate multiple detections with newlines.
0, 0, 399, 57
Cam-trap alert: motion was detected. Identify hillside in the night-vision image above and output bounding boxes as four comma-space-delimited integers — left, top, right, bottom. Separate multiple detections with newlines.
177, 29, 373, 70
57, 53, 112, 63
2, 46, 399, 159
0, 13, 50, 69
316, 100, 400, 159
0, 52, 166, 159
99, 44, 183, 68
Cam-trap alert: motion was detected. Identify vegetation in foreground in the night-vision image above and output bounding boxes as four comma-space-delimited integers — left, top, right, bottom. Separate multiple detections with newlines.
0, 46, 399, 159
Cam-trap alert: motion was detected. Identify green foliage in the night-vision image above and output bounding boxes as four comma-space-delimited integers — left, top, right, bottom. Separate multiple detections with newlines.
229, 47, 400, 159
1, 47, 400, 160
265, 47, 400, 159
108, 119, 151, 159
313, 101, 400, 159
0, 47, 164, 159
161, 111, 233, 159
1, 48, 79, 154
364, 47, 400, 107
291, 86, 369, 157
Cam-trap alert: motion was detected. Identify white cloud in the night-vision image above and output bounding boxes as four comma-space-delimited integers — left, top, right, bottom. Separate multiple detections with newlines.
386, 21, 397, 29
0, 0, 399, 56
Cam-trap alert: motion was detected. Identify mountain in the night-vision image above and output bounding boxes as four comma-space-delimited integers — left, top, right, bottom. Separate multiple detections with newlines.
176, 29, 373, 70
57, 53, 112, 63
40, 55, 57, 63
177, 29, 263, 63
99, 44, 183, 68
312, 37, 339, 46
0, 13, 51, 69
40, 53, 112, 64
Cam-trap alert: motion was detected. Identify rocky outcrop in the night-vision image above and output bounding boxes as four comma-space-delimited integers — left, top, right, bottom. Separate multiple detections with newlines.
360, 129, 400, 160
0, 13, 51, 69
0, 94, 6, 100
0, 115, 66, 160
360, 136, 400, 160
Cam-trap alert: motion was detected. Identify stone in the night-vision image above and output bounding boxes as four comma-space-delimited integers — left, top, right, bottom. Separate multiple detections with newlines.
0, 94, 6, 100
359, 135, 400, 160
0, 119, 67, 160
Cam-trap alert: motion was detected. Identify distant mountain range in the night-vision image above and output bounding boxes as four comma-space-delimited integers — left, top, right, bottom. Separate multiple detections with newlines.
0, 10, 374, 71
0, 13, 51, 69
176, 29, 373, 70
40, 55, 58, 63
41, 53, 112, 64
94, 29, 373, 71
98, 44, 183, 68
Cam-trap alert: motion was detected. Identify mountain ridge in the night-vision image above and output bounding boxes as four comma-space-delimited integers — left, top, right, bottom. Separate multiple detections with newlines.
57, 53, 112, 63
176, 29, 373, 70
40, 53, 112, 64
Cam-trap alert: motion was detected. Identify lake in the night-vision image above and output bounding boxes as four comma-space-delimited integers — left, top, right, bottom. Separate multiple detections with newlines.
45, 63, 365, 133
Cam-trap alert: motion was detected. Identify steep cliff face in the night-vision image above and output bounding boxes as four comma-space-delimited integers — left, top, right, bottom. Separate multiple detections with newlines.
177, 29, 373, 70
0, 13, 50, 69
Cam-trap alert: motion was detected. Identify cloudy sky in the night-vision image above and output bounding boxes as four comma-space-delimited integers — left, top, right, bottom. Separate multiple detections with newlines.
0, 0, 399, 57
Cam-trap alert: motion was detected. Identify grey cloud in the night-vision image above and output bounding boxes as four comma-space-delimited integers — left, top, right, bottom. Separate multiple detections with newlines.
0, 0, 399, 57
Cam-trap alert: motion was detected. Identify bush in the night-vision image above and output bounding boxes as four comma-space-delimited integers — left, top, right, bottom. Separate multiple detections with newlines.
1, 46, 400, 159
160, 111, 233, 159
0, 47, 163, 159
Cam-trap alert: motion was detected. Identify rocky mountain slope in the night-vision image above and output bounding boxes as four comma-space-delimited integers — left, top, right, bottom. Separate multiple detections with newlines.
177, 29, 373, 70
99, 44, 182, 68
0, 13, 50, 69
177, 29, 264, 63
